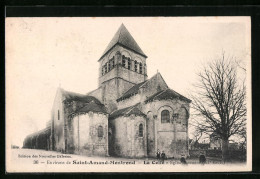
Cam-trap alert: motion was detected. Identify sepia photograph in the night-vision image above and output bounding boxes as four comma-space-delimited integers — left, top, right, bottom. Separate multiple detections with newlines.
5, 17, 251, 172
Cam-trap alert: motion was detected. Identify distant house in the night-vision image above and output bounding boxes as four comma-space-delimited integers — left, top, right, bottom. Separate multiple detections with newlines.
209, 132, 240, 151
209, 132, 222, 150
190, 139, 210, 150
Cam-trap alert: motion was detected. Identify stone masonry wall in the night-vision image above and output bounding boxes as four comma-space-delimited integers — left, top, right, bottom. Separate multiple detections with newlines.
128, 115, 147, 158
51, 88, 65, 152
64, 100, 90, 153
108, 115, 147, 158
142, 99, 190, 158
72, 112, 108, 156
100, 78, 133, 113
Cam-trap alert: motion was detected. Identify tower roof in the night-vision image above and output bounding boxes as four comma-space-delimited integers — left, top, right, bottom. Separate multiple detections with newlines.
99, 24, 147, 61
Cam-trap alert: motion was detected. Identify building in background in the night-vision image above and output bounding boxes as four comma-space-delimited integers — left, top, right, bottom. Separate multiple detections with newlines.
209, 132, 222, 150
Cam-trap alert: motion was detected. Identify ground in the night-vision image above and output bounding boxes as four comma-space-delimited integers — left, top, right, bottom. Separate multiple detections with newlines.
7, 148, 248, 173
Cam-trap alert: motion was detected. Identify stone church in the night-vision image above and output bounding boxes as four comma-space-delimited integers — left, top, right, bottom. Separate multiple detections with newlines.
23, 24, 191, 158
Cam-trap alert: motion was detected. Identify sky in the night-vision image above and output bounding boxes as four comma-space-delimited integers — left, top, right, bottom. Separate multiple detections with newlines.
5, 17, 251, 147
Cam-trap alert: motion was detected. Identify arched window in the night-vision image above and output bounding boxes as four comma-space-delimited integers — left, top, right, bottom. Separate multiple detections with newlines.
139, 63, 143, 74
134, 61, 138, 72
98, 126, 104, 137
139, 124, 143, 137
161, 110, 170, 123
108, 61, 111, 71
111, 57, 115, 68
122, 56, 126, 67
105, 63, 108, 73
128, 58, 131, 70
103, 65, 106, 74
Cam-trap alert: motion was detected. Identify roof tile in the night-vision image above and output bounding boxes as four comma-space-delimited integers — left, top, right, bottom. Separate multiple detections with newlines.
109, 104, 146, 120
145, 89, 192, 103
77, 101, 107, 114
63, 90, 102, 105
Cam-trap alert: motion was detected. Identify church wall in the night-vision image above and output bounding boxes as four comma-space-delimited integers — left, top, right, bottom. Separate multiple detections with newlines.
51, 88, 65, 152
101, 79, 120, 112
108, 115, 147, 158
64, 100, 90, 153
90, 112, 109, 156
118, 66, 146, 85
108, 117, 127, 157
117, 79, 136, 99
146, 111, 155, 157
99, 68, 117, 86
72, 112, 108, 156
175, 131, 189, 157
156, 104, 176, 158
129, 115, 147, 158
142, 99, 190, 158
66, 116, 74, 153
101, 78, 135, 112
108, 119, 117, 156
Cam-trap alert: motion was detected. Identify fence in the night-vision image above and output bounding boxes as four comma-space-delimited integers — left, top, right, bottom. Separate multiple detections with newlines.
189, 149, 246, 161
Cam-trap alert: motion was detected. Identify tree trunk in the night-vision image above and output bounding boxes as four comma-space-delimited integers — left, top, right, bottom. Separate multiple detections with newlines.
222, 138, 229, 162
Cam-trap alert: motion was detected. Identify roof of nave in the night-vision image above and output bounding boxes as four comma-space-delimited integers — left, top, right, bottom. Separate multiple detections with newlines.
116, 72, 168, 102
62, 89, 108, 115
145, 88, 192, 103
99, 24, 147, 61
109, 104, 146, 120
116, 81, 147, 102
62, 90, 103, 105
76, 100, 107, 114
24, 126, 51, 139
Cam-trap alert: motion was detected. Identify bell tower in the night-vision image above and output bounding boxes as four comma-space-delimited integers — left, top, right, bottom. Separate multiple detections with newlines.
97, 24, 148, 108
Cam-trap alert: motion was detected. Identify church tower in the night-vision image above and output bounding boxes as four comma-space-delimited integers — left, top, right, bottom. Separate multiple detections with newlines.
98, 24, 148, 111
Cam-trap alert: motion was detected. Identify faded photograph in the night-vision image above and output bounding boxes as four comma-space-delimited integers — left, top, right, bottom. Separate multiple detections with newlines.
5, 17, 251, 172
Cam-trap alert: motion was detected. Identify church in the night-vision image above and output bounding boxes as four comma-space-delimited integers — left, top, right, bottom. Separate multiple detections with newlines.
23, 24, 191, 158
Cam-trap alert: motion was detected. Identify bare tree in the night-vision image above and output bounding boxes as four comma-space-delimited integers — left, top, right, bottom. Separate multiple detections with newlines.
237, 126, 247, 151
191, 53, 246, 161
235, 59, 246, 72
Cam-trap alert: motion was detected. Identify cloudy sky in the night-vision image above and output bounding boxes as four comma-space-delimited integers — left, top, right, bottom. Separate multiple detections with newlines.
6, 17, 250, 147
